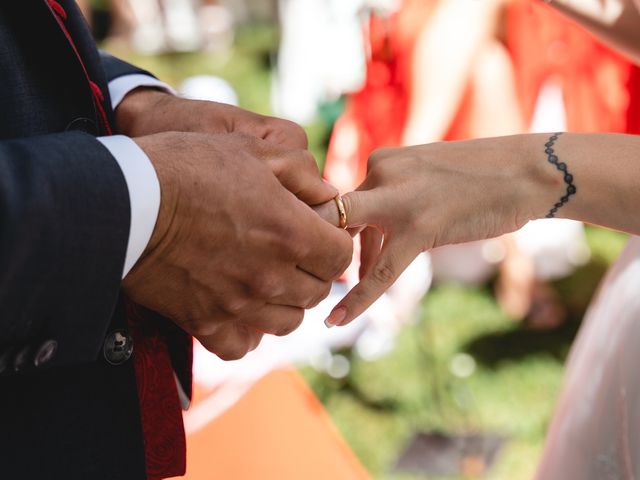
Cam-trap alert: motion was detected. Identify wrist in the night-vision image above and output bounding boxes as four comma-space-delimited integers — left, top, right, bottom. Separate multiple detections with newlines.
116, 88, 175, 137
130, 133, 181, 256
512, 133, 568, 222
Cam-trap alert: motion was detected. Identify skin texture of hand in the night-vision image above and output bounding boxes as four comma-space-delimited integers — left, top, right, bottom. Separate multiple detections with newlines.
319, 136, 560, 327
116, 88, 309, 150
124, 131, 353, 360
320, 132, 640, 326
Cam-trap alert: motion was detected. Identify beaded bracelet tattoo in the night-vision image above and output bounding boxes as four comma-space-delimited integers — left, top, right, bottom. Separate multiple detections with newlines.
544, 132, 576, 218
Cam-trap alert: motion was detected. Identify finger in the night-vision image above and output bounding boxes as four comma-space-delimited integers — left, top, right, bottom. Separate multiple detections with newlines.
197, 323, 264, 361
294, 208, 354, 281
325, 236, 419, 327
270, 149, 338, 205
236, 135, 337, 205
313, 192, 383, 232
270, 267, 332, 309
214, 106, 309, 149
359, 227, 383, 280
262, 118, 309, 149
312, 198, 340, 226
240, 304, 306, 337
340, 190, 385, 228
311, 200, 364, 241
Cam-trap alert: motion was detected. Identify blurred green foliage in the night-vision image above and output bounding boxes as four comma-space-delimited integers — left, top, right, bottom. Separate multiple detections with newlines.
103, 25, 332, 169
106, 26, 630, 480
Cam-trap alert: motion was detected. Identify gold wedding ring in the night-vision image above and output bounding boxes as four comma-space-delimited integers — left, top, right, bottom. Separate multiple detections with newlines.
334, 194, 348, 229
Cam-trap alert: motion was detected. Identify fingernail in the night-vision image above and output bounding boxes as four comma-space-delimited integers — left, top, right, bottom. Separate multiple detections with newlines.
324, 307, 347, 328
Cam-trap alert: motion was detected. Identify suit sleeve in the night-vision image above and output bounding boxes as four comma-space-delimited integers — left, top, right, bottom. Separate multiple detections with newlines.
0, 131, 130, 374
100, 51, 156, 82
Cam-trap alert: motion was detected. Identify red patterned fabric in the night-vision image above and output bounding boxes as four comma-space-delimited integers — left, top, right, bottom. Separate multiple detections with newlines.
127, 302, 187, 480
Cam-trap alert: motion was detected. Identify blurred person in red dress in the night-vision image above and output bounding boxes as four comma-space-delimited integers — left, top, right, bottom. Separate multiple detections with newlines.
324, 0, 550, 325
326, 0, 640, 327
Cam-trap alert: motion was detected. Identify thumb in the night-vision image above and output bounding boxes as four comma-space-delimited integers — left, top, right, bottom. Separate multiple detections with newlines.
266, 148, 338, 206
239, 134, 338, 205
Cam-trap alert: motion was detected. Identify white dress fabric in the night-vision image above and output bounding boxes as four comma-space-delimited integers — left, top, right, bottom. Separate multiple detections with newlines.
274, 0, 368, 124
536, 236, 640, 479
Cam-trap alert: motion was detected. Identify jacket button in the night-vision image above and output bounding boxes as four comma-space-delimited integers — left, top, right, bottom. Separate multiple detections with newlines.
34, 340, 58, 367
103, 330, 134, 366
13, 345, 32, 372
65, 117, 97, 135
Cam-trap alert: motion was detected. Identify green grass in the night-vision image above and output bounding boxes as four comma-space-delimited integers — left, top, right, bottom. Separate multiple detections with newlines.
301, 225, 627, 479
104, 28, 631, 479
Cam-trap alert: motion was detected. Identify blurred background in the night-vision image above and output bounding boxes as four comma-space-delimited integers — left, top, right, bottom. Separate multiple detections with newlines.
86, 0, 636, 478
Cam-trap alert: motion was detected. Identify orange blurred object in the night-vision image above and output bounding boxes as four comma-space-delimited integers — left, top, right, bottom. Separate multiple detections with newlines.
174, 369, 370, 480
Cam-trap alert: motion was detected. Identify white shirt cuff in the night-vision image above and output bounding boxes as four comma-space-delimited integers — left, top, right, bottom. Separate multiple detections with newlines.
108, 74, 176, 110
97, 135, 161, 278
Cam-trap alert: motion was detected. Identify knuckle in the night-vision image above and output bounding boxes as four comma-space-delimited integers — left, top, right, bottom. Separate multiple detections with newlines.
274, 310, 304, 337
192, 323, 218, 337
287, 232, 312, 261
328, 237, 353, 279
189, 311, 224, 337
221, 297, 252, 316
305, 284, 332, 309
370, 159, 393, 179
366, 164, 384, 185
281, 120, 308, 146
249, 272, 282, 300
217, 347, 248, 361
248, 332, 264, 352
215, 325, 253, 361
371, 260, 396, 285
266, 117, 308, 148
367, 148, 391, 169
318, 234, 353, 281
300, 149, 318, 169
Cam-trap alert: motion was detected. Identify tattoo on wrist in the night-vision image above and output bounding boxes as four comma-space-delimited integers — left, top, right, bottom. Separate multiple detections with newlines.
544, 132, 576, 218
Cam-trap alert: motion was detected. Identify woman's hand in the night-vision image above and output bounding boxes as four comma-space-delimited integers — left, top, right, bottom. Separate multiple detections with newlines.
321, 136, 560, 327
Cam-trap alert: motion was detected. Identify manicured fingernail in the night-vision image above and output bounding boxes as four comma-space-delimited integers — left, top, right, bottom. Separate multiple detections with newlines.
324, 307, 347, 328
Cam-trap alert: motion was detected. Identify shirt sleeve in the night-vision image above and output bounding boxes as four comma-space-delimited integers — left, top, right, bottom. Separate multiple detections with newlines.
103, 73, 173, 277
97, 135, 161, 278
108, 73, 176, 109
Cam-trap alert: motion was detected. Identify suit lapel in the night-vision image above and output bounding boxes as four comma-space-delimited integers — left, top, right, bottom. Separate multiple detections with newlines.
42, 0, 113, 134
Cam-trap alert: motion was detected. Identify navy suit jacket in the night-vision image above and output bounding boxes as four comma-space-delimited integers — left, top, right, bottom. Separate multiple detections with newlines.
0, 2, 189, 478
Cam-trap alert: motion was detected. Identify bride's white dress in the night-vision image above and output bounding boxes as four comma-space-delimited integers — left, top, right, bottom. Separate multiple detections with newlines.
536, 236, 640, 479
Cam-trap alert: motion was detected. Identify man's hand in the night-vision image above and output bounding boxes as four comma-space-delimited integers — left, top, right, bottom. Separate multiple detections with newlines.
116, 88, 308, 150
124, 132, 353, 360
